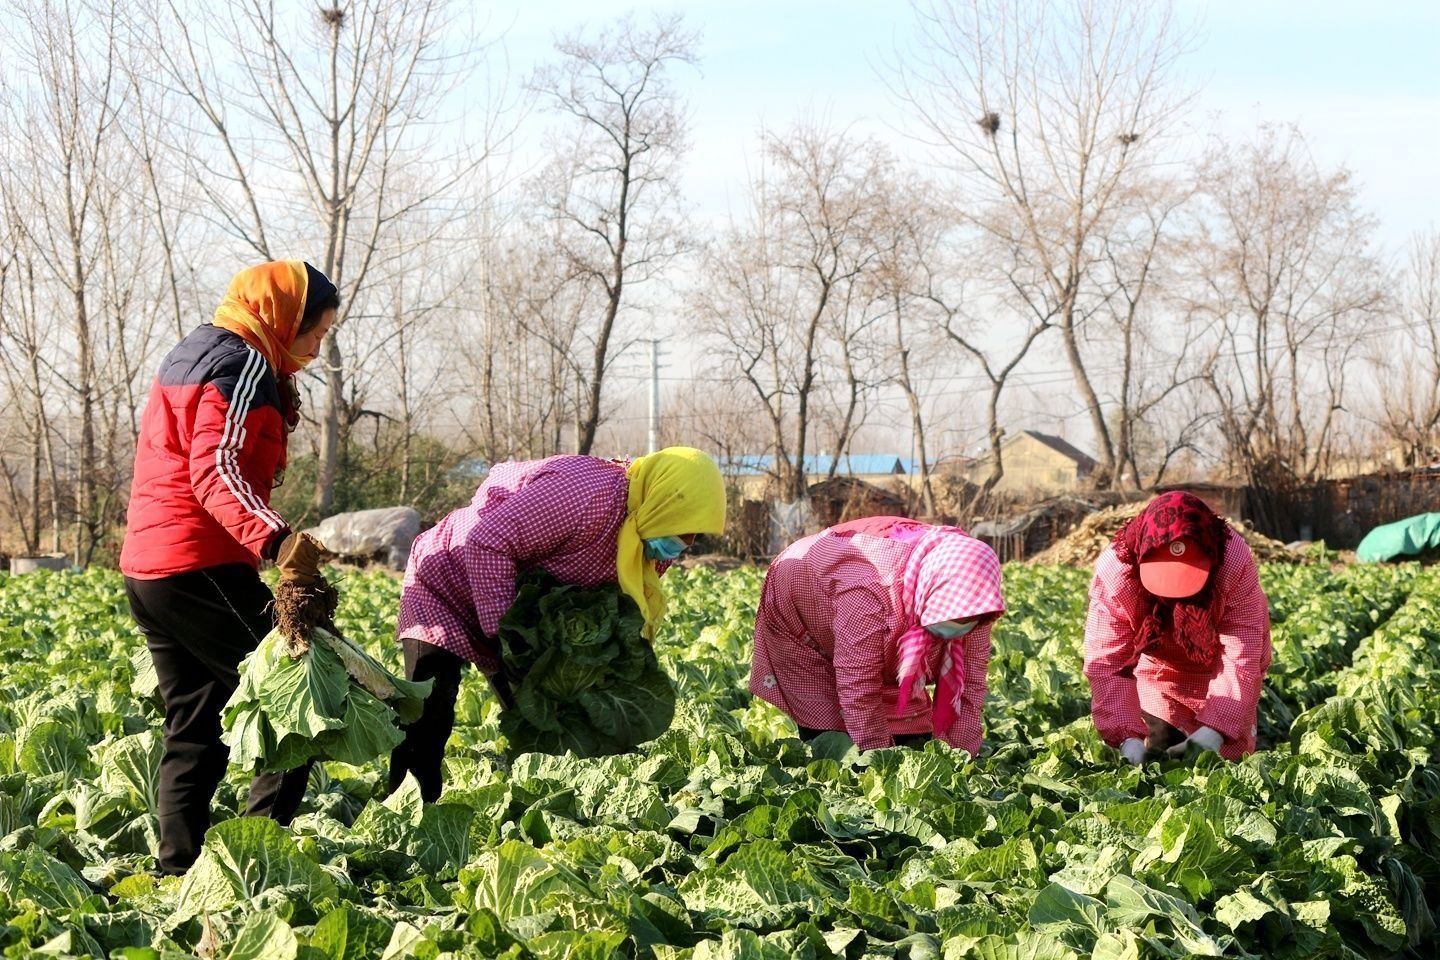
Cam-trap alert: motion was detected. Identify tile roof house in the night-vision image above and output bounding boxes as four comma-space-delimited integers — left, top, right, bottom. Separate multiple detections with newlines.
964, 430, 1098, 494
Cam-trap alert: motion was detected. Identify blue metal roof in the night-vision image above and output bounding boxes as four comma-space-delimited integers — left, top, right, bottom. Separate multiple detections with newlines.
719, 454, 910, 477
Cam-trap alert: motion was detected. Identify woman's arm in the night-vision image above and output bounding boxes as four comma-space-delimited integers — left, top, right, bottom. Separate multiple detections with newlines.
1083, 550, 1148, 747
186, 367, 289, 558
1198, 545, 1272, 742
831, 583, 898, 750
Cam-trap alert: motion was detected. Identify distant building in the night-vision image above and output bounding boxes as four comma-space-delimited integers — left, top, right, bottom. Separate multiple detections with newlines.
965, 430, 1097, 494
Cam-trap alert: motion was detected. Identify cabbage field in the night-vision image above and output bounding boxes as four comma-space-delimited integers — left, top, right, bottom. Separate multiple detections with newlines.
0, 562, 1438, 958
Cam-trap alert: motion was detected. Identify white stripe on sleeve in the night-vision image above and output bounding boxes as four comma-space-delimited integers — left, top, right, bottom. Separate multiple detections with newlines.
213, 347, 285, 531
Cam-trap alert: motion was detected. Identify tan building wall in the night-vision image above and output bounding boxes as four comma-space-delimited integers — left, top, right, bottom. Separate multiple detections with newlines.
965, 434, 1087, 494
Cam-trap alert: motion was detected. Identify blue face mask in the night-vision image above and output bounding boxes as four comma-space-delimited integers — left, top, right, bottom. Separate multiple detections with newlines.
925, 619, 979, 640
643, 536, 689, 562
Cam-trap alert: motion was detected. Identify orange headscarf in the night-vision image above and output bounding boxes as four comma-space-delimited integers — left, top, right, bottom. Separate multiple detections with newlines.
212, 261, 312, 376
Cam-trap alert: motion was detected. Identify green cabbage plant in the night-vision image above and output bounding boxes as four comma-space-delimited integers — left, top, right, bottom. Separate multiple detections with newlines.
497, 574, 675, 757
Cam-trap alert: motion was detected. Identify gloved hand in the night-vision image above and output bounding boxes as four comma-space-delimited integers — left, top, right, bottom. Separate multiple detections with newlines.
274, 532, 326, 585
271, 532, 336, 650
1166, 725, 1224, 758
1119, 737, 1146, 765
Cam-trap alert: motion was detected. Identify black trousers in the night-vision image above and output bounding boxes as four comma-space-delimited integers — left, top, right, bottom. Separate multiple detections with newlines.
125, 564, 313, 875
797, 726, 933, 749
388, 638, 512, 802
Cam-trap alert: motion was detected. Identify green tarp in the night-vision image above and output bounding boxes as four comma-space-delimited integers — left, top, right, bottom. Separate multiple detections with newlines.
1357, 512, 1440, 563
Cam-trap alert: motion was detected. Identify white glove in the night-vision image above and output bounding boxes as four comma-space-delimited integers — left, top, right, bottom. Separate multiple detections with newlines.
1166, 725, 1224, 757
1119, 738, 1146, 765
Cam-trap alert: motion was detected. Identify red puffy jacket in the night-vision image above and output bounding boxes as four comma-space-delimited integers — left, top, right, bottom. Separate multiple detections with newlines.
121, 324, 291, 578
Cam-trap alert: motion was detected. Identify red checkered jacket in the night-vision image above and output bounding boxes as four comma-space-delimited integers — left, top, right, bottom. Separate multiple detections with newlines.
1083, 530, 1272, 759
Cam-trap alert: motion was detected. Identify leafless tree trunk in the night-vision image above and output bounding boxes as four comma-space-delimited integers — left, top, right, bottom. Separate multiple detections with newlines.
0, 246, 41, 553
1190, 125, 1386, 488
0, 212, 68, 556
0, 0, 159, 562
925, 282, 1053, 503
119, 54, 201, 344
1092, 175, 1203, 489
822, 271, 886, 481
866, 172, 950, 515
696, 124, 888, 502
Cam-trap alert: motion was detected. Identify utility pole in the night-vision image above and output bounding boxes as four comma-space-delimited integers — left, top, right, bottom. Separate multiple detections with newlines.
647, 338, 662, 454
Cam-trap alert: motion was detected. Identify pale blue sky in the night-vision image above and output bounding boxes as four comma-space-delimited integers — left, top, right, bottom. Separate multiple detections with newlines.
489, 0, 1440, 250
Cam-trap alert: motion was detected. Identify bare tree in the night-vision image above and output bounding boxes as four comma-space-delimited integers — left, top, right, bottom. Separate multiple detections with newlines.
1190, 125, 1387, 491
894, 0, 1194, 485
1089, 173, 1209, 488
817, 230, 888, 482
120, 42, 208, 343
147, 0, 503, 513
1373, 230, 1440, 467
919, 239, 1054, 502
530, 13, 698, 456
0, 0, 169, 562
446, 225, 587, 466
0, 224, 48, 554
696, 124, 888, 501
865, 171, 951, 514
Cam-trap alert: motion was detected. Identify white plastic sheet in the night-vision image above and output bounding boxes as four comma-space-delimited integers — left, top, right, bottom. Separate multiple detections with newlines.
305, 506, 422, 571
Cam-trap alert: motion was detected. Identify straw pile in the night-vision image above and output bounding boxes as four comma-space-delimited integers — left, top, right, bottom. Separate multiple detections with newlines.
1028, 500, 1302, 567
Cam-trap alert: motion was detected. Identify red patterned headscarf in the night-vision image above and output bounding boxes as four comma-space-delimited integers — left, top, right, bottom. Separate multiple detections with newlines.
894, 527, 1005, 736
1111, 492, 1229, 663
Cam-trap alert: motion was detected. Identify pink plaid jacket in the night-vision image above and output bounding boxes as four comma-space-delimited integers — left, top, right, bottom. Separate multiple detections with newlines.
750, 520, 1005, 753
1083, 529, 1272, 760
396, 455, 633, 672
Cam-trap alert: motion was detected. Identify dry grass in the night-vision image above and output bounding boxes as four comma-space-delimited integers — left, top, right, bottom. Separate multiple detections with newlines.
1028, 501, 1304, 567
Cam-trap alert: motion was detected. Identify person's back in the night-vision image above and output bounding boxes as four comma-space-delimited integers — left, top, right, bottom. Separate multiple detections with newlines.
402, 455, 633, 662
757, 526, 911, 658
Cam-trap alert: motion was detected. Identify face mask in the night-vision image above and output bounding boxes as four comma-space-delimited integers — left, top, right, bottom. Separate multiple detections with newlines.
644, 536, 689, 562
926, 619, 979, 640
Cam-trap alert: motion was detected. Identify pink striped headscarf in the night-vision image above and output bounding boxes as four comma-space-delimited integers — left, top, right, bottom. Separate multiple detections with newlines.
894, 528, 1005, 735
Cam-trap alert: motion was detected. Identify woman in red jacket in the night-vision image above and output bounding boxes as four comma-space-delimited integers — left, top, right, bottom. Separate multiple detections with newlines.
1084, 492, 1272, 764
121, 260, 338, 874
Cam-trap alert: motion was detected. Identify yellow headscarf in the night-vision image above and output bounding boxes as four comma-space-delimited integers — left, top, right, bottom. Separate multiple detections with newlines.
616, 447, 727, 638
212, 260, 312, 375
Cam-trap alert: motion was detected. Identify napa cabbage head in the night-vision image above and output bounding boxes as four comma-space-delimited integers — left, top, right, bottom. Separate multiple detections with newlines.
497, 574, 673, 758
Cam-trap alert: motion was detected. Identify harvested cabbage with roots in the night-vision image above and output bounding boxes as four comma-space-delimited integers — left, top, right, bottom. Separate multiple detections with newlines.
222, 626, 433, 773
